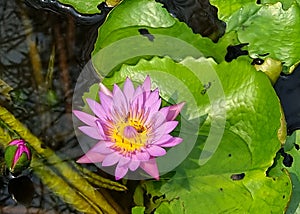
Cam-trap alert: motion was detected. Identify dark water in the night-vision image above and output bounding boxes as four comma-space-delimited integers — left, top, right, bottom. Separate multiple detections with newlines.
0, 0, 102, 212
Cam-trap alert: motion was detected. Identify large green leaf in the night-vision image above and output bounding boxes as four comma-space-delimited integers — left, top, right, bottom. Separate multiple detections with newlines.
261, 0, 300, 9
211, 1, 300, 71
92, 0, 231, 66
210, 0, 257, 21
96, 0, 175, 45
235, 2, 300, 70
101, 56, 291, 213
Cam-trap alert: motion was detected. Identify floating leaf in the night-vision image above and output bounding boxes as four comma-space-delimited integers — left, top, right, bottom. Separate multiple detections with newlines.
282, 131, 300, 213
211, 1, 300, 71
57, 0, 104, 14
101, 56, 290, 213
92, 0, 230, 70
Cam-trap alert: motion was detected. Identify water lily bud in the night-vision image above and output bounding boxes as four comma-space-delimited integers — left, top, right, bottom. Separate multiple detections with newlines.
4, 139, 31, 174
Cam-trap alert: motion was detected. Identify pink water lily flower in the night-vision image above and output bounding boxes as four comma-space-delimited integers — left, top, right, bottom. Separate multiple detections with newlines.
74, 76, 184, 180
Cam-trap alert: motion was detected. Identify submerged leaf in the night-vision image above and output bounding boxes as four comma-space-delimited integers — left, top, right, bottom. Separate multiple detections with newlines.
8, 176, 34, 206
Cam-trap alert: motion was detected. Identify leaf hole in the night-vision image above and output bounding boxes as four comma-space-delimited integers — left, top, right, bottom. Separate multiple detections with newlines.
230, 173, 245, 181
138, 28, 155, 41
225, 43, 248, 62
279, 148, 293, 167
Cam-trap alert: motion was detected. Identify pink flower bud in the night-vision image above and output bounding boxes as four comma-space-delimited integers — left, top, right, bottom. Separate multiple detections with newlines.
4, 139, 31, 174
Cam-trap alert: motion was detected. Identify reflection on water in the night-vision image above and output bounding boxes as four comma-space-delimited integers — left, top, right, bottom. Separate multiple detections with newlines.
0, 0, 102, 212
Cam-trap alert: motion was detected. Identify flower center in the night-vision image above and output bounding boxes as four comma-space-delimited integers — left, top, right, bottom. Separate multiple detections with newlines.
111, 119, 148, 153
123, 126, 138, 139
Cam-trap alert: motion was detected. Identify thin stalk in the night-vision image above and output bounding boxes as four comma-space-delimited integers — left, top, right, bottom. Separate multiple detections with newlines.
74, 163, 127, 192
19, 4, 44, 88
53, 23, 72, 113
31, 155, 103, 214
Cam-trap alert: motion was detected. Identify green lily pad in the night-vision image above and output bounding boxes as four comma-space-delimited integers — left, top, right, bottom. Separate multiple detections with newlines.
92, 0, 230, 67
210, 0, 257, 21
210, 1, 300, 71
96, 0, 175, 45
131, 206, 146, 214
57, 0, 104, 14
101, 56, 290, 213
261, 0, 300, 9
282, 131, 300, 213
236, 2, 300, 70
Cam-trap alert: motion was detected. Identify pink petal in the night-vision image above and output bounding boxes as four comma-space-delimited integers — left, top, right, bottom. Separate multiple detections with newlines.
22, 146, 31, 159
128, 160, 140, 171
99, 91, 113, 115
135, 91, 147, 109
113, 84, 128, 113
9, 139, 25, 146
123, 126, 138, 139
157, 137, 183, 147
115, 165, 129, 180
152, 134, 172, 145
145, 93, 161, 123
78, 126, 102, 140
166, 102, 185, 121
132, 86, 143, 104
73, 110, 98, 127
123, 77, 135, 102
118, 156, 131, 166
102, 152, 121, 166
144, 89, 160, 108
147, 111, 167, 128
96, 119, 114, 136
90, 141, 113, 154
12, 145, 30, 168
146, 145, 166, 157
86, 98, 106, 120
142, 75, 151, 91
135, 151, 150, 161
95, 120, 107, 140
99, 83, 112, 97
140, 158, 159, 180
154, 121, 178, 135
76, 151, 106, 163
148, 98, 161, 114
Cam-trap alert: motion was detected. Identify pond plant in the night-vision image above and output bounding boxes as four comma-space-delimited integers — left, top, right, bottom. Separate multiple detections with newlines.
1, 0, 300, 213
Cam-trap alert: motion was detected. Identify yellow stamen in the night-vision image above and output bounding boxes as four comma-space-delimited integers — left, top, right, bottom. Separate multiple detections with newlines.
111, 118, 148, 153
